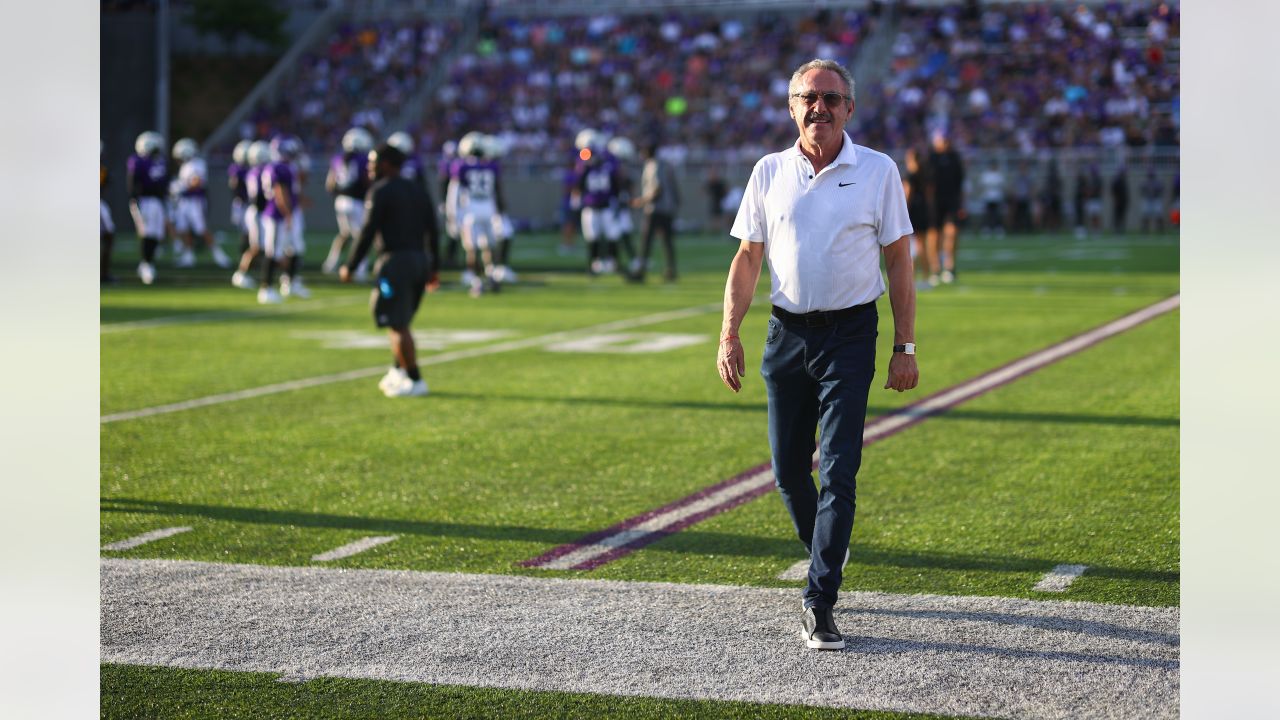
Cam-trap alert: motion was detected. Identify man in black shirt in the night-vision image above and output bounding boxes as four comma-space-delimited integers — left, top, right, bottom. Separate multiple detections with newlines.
339, 144, 441, 398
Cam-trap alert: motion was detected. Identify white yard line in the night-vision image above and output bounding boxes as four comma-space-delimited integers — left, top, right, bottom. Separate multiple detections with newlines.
101, 527, 192, 551
311, 536, 399, 562
778, 560, 810, 581
1034, 564, 1090, 593
101, 558, 1180, 719
100, 297, 366, 334
100, 303, 720, 424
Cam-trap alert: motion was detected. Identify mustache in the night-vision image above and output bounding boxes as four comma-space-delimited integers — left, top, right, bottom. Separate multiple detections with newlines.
805, 113, 832, 123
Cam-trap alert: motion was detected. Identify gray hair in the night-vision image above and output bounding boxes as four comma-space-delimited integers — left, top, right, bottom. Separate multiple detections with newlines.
788, 59, 855, 103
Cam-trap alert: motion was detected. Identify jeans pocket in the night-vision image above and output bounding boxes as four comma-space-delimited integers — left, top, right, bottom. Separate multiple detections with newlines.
765, 316, 782, 344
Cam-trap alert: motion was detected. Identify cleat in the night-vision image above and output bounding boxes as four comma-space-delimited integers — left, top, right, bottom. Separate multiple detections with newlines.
460, 269, 478, 288
257, 287, 282, 304
281, 277, 310, 299
378, 367, 409, 393
231, 270, 257, 289
800, 607, 845, 651
927, 273, 940, 287
384, 377, 428, 398
941, 270, 955, 284
137, 262, 155, 285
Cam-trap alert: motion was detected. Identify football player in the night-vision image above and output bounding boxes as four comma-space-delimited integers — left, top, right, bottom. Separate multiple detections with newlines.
232, 140, 271, 290
483, 134, 516, 283
445, 132, 505, 297
323, 127, 373, 278
257, 135, 310, 303
437, 139, 461, 268
126, 131, 168, 284
171, 138, 231, 269
571, 129, 623, 275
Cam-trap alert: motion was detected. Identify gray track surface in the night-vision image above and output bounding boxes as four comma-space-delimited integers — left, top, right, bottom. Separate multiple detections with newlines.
101, 559, 1178, 719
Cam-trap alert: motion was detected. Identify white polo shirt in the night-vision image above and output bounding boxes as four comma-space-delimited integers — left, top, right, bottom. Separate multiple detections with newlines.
730, 132, 913, 313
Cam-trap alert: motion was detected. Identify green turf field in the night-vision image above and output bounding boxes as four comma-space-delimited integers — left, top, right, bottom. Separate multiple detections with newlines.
101, 229, 1179, 717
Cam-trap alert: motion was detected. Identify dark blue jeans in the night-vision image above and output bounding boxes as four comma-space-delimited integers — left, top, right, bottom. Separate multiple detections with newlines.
760, 305, 877, 610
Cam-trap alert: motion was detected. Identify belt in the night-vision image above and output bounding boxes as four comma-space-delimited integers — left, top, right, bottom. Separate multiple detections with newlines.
771, 303, 873, 327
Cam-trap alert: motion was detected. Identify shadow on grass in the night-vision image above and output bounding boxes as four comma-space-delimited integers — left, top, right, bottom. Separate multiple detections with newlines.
102, 498, 1178, 586
430, 391, 1178, 428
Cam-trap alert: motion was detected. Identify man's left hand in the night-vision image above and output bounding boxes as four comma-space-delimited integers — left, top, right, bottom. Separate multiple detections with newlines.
426, 272, 440, 293
884, 353, 919, 392
338, 266, 352, 283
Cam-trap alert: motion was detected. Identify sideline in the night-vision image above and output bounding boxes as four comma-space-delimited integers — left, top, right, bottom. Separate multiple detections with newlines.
522, 295, 1181, 571
101, 558, 1179, 718
100, 296, 367, 334
101, 304, 720, 424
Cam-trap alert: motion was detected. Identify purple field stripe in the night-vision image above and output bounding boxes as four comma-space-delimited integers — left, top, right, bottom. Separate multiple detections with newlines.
522, 295, 1179, 571
517, 462, 773, 568
568, 482, 778, 570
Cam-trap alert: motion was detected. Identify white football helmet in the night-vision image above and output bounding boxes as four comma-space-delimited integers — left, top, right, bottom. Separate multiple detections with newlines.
172, 138, 199, 162
134, 131, 165, 157
342, 127, 373, 154
606, 136, 635, 161
248, 140, 272, 167
458, 131, 486, 158
232, 140, 252, 166
387, 131, 414, 155
574, 128, 604, 152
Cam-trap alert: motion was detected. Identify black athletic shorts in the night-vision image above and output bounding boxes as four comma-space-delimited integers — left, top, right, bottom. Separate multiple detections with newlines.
371, 251, 428, 328
933, 192, 961, 227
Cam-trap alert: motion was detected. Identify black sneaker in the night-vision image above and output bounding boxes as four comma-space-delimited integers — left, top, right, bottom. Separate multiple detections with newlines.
800, 607, 845, 650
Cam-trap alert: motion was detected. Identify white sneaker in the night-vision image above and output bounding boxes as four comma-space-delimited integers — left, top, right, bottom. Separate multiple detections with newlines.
384, 377, 428, 398
212, 245, 231, 269
321, 256, 339, 274
460, 269, 478, 288
378, 367, 408, 393
137, 261, 155, 285
257, 287, 282, 304
281, 276, 310, 299
493, 265, 517, 283
941, 270, 955, 284
231, 270, 257, 289
468, 277, 485, 298
927, 273, 940, 287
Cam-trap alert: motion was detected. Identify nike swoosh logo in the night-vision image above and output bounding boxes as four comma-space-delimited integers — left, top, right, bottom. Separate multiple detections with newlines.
838, 181, 856, 187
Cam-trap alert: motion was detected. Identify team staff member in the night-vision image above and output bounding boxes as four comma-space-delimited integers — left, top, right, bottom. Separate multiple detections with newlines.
340, 144, 441, 398
717, 59, 918, 651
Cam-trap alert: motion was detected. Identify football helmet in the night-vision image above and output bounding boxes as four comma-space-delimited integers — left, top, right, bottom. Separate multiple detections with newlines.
606, 136, 635, 161
458, 131, 486, 158
172, 138, 199, 162
232, 140, 252, 166
248, 140, 272, 167
342, 128, 373, 154
269, 134, 302, 162
134, 131, 165, 157
387, 131, 414, 155
574, 128, 605, 152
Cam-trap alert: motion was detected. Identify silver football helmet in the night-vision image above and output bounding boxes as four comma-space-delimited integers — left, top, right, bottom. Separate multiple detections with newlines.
342, 127, 373, 154
606, 136, 635, 161
134, 131, 165, 157
386, 131, 414, 155
232, 140, 252, 166
172, 138, 199, 162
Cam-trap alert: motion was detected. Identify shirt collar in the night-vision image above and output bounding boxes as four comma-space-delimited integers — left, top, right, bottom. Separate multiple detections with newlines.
786, 131, 859, 169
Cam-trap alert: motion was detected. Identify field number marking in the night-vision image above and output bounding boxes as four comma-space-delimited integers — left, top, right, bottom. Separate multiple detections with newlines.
543, 333, 707, 354
101, 526, 192, 551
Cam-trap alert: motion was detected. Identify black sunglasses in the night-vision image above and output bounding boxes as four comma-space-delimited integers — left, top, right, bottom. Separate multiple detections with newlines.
791, 91, 849, 106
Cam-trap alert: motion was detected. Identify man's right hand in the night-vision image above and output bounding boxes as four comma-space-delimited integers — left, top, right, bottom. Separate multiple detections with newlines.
717, 336, 745, 393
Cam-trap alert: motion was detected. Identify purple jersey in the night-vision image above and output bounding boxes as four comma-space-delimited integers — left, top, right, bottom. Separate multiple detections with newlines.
127, 154, 168, 198
575, 157, 619, 209
330, 151, 370, 198
400, 154, 426, 183
228, 162, 249, 202
452, 159, 500, 203
245, 165, 268, 211
261, 161, 297, 219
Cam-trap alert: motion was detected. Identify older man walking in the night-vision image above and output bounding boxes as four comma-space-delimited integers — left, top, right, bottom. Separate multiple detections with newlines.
716, 59, 919, 650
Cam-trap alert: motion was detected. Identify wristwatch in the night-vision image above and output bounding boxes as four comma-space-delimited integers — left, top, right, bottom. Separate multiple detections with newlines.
892, 343, 916, 355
